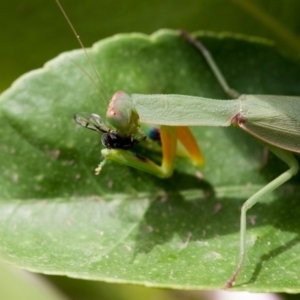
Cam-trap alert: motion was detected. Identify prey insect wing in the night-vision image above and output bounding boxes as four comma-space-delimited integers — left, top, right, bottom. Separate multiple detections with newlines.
74, 112, 110, 133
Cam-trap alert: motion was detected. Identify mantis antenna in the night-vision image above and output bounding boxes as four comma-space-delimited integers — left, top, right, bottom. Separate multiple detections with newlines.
55, 0, 108, 104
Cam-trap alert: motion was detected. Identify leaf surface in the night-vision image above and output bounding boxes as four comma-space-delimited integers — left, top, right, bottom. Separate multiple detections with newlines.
1, 30, 300, 292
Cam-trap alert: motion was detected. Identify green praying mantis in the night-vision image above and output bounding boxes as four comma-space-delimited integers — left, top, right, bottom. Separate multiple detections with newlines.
56, 0, 300, 289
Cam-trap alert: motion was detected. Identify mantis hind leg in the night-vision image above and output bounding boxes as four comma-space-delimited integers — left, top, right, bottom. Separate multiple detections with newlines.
224, 145, 299, 288
98, 125, 204, 178
179, 30, 240, 99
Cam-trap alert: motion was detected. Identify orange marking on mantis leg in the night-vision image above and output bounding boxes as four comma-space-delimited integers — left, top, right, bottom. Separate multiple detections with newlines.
160, 125, 177, 177
176, 126, 204, 167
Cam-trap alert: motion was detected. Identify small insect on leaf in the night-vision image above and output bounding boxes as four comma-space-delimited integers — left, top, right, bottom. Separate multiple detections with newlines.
74, 113, 110, 133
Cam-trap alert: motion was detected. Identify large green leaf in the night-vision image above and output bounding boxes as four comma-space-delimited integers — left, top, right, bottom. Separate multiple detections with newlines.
1, 30, 300, 292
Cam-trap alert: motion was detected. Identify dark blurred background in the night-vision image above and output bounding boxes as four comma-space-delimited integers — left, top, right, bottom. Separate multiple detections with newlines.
1, 0, 300, 92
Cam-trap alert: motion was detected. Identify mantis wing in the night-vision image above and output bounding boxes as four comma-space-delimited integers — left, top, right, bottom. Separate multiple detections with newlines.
240, 95, 300, 153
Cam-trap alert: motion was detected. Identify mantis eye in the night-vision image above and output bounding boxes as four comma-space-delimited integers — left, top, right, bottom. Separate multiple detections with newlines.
106, 107, 127, 129
106, 91, 133, 131
107, 106, 123, 119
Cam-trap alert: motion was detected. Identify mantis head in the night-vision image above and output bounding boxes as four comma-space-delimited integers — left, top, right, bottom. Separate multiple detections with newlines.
106, 91, 140, 136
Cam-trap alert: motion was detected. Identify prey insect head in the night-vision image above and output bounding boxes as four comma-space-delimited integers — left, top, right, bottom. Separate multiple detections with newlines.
74, 110, 145, 150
